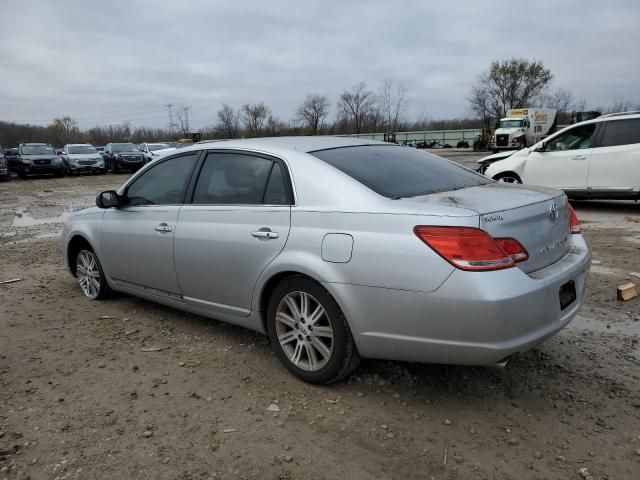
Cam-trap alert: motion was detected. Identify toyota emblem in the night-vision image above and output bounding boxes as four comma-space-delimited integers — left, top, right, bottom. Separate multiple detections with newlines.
549, 203, 559, 221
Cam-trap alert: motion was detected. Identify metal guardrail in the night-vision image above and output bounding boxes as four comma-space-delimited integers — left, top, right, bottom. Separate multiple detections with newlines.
339, 129, 480, 144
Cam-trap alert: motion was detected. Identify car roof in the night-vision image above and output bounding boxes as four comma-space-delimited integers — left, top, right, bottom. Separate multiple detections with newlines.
580, 111, 640, 126
190, 136, 389, 153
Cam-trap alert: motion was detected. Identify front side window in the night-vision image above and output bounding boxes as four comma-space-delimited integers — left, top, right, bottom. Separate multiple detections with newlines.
126, 154, 198, 206
193, 152, 288, 205
545, 124, 597, 151
598, 119, 640, 147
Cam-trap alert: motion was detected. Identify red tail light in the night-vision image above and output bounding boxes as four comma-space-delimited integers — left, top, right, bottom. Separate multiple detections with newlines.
568, 205, 581, 234
414, 226, 520, 271
494, 237, 529, 263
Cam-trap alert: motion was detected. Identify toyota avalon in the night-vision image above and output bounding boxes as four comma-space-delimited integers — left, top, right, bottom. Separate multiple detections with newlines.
62, 137, 591, 384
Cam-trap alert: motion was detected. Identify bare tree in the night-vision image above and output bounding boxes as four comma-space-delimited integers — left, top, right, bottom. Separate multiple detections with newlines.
242, 102, 271, 137
264, 115, 287, 136
47, 116, 80, 146
216, 104, 241, 138
379, 79, 407, 131
468, 85, 492, 126
296, 94, 330, 134
337, 82, 376, 134
470, 58, 553, 118
174, 104, 191, 137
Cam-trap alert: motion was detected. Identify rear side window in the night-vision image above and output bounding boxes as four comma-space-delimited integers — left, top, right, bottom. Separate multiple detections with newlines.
193, 152, 289, 205
310, 145, 490, 198
598, 119, 640, 147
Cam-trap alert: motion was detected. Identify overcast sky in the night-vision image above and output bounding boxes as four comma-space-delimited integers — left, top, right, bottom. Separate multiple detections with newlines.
1, 0, 638, 129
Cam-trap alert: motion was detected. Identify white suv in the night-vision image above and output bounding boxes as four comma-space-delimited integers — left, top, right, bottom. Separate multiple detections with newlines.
484, 112, 640, 200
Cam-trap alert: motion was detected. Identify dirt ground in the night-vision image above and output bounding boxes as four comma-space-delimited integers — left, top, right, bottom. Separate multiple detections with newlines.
1, 151, 639, 480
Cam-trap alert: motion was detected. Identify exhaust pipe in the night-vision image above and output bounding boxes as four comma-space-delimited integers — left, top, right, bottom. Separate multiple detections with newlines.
491, 356, 511, 369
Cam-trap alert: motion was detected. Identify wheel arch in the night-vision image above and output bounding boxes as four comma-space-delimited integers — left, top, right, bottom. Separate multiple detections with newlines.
66, 234, 95, 275
493, 171, 522, 183
258, 270, 316, 334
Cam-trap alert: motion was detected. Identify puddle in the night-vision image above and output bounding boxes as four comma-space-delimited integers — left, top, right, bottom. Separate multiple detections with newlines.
12, 206, 72, 227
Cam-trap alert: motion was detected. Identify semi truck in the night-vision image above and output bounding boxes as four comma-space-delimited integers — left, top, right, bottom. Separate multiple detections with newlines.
490, 108, 557, 152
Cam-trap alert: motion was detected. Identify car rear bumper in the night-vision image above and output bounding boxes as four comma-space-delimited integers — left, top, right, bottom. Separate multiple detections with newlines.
325, 234, 591, 365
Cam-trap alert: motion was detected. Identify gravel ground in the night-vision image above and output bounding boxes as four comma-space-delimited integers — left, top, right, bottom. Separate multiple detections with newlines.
1, 150, 639, 480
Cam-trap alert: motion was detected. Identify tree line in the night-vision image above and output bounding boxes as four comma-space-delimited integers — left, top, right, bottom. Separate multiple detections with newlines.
468, 58, 640, 125
1, 61, 638, 147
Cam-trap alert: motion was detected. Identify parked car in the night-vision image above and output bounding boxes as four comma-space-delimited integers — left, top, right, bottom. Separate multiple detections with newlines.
483, 111, 640, 200
61, 144, 106, 175
139, 142, 177, 163
102, 143, 145, 173
95, 146, 105, 153
0, 146, 10, 181
62, 137, 590, 384
15, 143, 64, 178
4, 148, 18, 172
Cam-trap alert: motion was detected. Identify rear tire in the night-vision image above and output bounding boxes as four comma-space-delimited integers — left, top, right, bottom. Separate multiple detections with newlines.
493, 172, 522, 184
75, 249, 112, 300
266, 276, 360, 384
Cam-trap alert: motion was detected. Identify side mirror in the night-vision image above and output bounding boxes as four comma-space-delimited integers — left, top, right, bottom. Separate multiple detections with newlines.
96, 190, 121, 209
536, 141, 546, 152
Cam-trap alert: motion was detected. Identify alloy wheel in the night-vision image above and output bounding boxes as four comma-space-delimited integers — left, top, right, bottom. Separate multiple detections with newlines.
76, 250, 101, 299
275, 291, 334, 371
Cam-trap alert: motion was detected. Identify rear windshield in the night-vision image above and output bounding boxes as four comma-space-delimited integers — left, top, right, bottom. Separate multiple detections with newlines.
310, 145, 491, 198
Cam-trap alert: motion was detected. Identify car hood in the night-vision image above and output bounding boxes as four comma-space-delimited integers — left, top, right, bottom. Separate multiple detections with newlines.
114, 151, 142, 155
476, 150, 517, 164
67, 154, 103, 160
71, 206, 103, 218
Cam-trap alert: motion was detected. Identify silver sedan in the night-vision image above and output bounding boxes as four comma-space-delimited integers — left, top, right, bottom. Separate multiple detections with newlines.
62, 137, 591, 383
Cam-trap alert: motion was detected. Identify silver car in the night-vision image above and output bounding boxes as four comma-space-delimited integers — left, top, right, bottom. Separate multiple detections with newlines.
62, 137, 591, 383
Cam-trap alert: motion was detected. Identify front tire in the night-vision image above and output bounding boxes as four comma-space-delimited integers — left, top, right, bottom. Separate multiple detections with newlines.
266, 277, 360, 384
76, 249, 112, 300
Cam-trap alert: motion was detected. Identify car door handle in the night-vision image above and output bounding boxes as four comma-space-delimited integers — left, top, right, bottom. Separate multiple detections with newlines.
572, 155, 587, 160
251, 229, 279, 239
154, 223, 173, 233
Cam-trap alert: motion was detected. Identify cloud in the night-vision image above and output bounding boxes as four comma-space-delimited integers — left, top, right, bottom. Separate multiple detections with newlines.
0, 0, 638, 129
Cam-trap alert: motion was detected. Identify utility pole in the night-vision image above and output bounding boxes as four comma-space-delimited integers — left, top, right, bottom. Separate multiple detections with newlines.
184, 106, 191, 134
165, 103, 176, 129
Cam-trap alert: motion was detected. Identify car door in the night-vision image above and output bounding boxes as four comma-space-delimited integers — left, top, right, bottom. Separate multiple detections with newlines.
588, 118, 640, 194
100, 152, 199, 295
174, 150, 292, 315
522, 123, 597, 192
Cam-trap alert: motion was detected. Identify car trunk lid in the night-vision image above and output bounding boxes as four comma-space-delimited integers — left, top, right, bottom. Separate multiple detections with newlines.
401, 183, 571, 273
